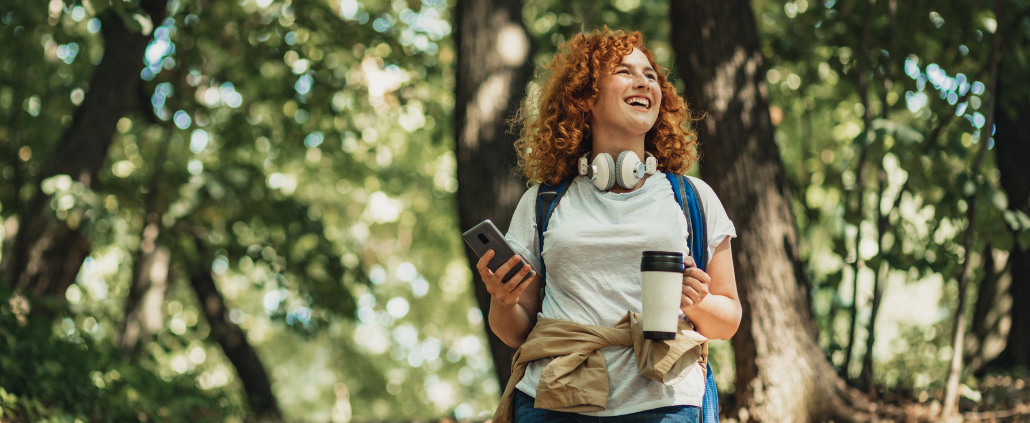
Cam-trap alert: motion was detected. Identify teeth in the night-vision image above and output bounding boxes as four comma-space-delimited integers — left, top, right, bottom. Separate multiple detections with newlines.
625, 97, 650, 109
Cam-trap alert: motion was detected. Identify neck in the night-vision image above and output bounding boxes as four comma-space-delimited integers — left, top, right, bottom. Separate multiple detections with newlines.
589, 128, 646, 165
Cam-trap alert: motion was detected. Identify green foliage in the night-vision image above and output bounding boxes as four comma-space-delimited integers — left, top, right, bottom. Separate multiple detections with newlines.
0, 288, 235, 422
755, 0, 1030, 392
2, 0, 496, 419
3, 0, 1029, 419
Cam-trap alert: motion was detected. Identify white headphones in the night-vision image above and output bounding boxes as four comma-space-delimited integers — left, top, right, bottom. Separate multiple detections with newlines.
579, 151, 657, 191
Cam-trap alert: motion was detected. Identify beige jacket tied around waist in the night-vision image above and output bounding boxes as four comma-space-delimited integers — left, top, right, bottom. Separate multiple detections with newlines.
493, 311, 709, 423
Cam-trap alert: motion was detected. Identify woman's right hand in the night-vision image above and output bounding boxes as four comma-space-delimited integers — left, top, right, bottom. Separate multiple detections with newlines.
476, 250, 536, 307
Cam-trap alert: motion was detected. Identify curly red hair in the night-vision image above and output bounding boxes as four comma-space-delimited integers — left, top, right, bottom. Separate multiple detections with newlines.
514, 28, 699, 186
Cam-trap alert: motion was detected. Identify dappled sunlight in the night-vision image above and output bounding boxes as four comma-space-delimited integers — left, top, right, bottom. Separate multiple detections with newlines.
2, 0, 1029, 421
0, 0, 497, 419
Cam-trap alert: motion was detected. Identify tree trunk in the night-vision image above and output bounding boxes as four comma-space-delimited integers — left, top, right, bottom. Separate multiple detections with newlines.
858, 0, 898, 392
453, 0, 534, 390
860, 261, 886, 394
861, 174, 906, 393
116, 122, 170, 353
987, 67, 1030, 371
842, 0, 877, 382
941, 19, 999, 416
860, 170, 889, 394
4, 2, 166, 306
967, 243, 1000, 373
968, 241, 1009, 374
190, 237, 281, 419
669, 2, 863, 421
116, 238, 172, 352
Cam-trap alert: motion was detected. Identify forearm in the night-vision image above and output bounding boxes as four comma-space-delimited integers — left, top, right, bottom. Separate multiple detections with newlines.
683, 294, 741, 340
488, 297, 537, 348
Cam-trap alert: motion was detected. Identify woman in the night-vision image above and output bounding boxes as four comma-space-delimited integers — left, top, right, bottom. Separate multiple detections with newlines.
477, 28, 741, 422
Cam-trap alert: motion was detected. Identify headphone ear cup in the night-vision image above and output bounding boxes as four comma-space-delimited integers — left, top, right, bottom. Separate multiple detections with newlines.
592, 153, 616, 191
615, 151, 641, 189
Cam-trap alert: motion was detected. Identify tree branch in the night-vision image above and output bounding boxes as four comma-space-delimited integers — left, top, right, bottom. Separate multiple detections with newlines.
942, 0, 1003, 417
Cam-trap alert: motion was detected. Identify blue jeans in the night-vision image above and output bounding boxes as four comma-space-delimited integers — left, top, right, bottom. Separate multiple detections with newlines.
513, 390, 700, 423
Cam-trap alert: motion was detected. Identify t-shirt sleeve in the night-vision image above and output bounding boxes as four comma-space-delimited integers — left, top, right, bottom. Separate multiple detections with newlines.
504, 184, 543, 273
687, 176, 737, 265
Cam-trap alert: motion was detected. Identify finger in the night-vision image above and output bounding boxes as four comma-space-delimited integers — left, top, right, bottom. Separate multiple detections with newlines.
684, 276, 711, 298
683, 268, 711, 285
681, 294, 694, 308
682, 282, 702, 299
501, 261, 532, 285
683, 256, 696, 269
511, 270, 537, 294
494, 255, 524, 281
516, 262, 533, 280
496, 269, 535, 305
682, 276, 700, 292
477, 250, 495, 274
683, 294, 700, 310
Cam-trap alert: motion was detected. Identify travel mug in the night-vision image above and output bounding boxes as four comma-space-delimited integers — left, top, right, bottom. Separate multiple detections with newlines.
640, 251, 685, 340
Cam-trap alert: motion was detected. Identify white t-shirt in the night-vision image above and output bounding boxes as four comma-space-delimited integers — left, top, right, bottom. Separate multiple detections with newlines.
505, 172, 736, 416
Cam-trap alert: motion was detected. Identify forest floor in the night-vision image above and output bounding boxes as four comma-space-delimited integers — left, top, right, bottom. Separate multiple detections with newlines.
859, 374, 1030, 422
349, 375, 1030, 423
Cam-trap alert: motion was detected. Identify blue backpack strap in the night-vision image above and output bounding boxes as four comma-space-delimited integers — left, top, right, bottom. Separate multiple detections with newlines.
665, 173, 718, 423
665, 173, 709, 270
535, 177, 574, 281
682, 176, 709, 268
703, 360, 719, 423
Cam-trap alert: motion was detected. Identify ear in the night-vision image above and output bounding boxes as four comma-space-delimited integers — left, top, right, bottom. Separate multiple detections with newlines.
583, 102, 595, 129
586, 95, 597, 112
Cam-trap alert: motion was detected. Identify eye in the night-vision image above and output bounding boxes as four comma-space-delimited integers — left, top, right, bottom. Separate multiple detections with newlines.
616, 69, 630, 74
646, 73, 657, 80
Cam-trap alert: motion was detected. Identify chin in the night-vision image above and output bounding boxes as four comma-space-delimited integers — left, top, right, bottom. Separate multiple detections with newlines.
635, 120, 658, 132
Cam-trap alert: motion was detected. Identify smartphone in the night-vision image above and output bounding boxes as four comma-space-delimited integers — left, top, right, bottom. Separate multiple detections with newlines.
462, 220, 528, 283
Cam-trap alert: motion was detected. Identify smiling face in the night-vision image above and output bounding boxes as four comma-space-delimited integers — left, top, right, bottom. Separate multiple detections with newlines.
587, 48, 663, 144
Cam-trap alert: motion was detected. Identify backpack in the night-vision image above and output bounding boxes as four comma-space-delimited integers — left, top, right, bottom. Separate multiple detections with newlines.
535, 172, 719, 423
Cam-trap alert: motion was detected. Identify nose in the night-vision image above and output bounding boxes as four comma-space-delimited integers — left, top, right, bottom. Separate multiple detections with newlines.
632, 72, 649, 90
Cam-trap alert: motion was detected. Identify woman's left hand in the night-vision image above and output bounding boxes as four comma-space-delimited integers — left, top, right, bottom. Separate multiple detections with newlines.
680, 256, 711, 310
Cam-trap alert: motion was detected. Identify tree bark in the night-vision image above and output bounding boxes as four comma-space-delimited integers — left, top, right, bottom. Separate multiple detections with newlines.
861, 178, 906, 394
116, 119, 170, 353
941, 4, 1001, 413
453, 0, 535, 390
116, 236, 172, 353
843, 0, 877, 382
4, 1, 166, 306
190, 237, 281, 419
860, 170, 888, 394
987, 64, 1030, 371
967, 243, 999, 372
669, 2, 863, 421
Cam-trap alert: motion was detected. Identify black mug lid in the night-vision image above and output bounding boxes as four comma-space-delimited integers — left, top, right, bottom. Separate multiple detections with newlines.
641, 251, 683, 263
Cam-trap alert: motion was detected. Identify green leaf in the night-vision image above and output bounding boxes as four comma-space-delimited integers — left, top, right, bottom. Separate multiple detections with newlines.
120, 12, 142, 34
963, 179, 976, 197
991, 188, 1009, 211
90, 0, 111, 13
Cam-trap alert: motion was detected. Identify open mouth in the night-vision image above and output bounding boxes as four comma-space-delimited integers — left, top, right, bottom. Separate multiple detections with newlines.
624, 96, 651, 110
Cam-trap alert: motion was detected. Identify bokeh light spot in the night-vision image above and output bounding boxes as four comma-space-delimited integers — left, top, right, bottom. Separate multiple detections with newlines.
174, 110, 192, 129
386, 297, 410, 319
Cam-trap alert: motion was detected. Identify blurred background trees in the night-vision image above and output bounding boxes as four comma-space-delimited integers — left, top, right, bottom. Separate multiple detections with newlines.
669, 1, 855, 421
453, 0, 533, 390
1, 0, 1028, 422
